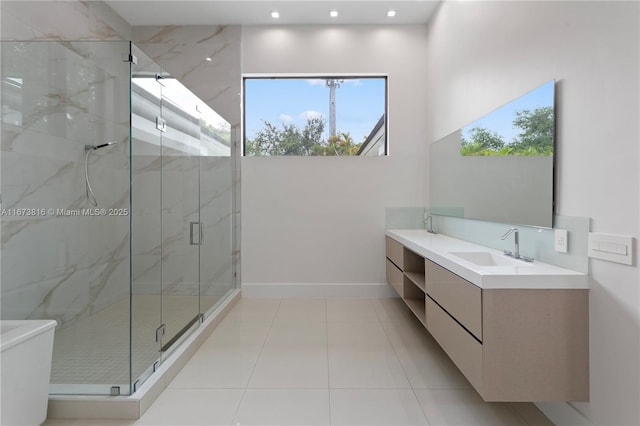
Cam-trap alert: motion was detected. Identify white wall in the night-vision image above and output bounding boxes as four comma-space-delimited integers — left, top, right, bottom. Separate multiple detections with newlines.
424, 2, 639, 424
241, 25, 429, 287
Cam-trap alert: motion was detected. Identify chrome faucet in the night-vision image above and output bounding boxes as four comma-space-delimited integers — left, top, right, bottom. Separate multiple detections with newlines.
425, 215, 436, 234
501, 227, 520, 259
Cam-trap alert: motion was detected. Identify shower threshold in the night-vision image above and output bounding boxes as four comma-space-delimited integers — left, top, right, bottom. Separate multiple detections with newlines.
46, 290, 240, 420
161, 314, 201, 353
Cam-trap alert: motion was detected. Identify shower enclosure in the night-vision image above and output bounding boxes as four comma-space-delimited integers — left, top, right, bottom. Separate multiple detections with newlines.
0, 41, 236, 395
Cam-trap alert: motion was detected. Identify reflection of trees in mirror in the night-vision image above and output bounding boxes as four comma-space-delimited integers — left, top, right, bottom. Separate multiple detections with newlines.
461, 106, 554, 156
245, 117, 363, 156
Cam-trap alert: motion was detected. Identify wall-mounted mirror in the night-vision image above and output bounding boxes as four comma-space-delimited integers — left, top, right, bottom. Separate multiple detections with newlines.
429, 80, 555, 228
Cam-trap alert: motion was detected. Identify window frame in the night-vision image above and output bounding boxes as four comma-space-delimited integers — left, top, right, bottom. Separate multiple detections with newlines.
242, 73, 389, 157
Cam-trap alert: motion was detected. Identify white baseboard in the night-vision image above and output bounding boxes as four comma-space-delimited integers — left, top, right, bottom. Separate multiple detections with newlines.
241, 282, 398, 298
535, 402, 593, 425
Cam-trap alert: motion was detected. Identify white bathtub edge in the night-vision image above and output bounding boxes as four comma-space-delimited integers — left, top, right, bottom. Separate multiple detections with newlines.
0, 319, 57, 352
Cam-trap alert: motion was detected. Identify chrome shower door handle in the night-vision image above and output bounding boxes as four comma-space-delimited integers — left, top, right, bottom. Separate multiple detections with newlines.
189, 221, 201, 245
200, 221, 204, 245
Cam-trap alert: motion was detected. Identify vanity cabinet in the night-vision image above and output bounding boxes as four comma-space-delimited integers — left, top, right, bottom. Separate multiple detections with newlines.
385, 237, 426, 325
425, 259, 482, 340
385, 235, 589, 402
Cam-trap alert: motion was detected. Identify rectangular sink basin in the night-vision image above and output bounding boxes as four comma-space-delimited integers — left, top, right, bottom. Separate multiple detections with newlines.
449, 251, 531, 267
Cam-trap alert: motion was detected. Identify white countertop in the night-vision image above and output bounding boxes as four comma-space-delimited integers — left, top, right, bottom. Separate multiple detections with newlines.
386, 229, 588, 290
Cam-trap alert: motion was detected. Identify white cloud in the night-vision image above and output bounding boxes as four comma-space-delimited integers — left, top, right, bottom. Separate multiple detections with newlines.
279, 114, 293, 123
299, 110, 324, 121
306, 79, 326, 86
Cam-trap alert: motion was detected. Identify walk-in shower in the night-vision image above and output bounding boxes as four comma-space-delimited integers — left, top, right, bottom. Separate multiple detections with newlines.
0, 40, 236, 396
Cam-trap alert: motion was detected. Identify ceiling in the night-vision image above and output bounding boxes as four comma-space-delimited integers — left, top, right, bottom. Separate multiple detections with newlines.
105, 1, 441, 26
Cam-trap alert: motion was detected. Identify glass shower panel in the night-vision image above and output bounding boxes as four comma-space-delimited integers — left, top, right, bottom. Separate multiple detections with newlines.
130, 45, 163, 387
159, 78, 201, 352
1, 39, 237, 397
0, 41, 132, 395
199, 100, 233, 315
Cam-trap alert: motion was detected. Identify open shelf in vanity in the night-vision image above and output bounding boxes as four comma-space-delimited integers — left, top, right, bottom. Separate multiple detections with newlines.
386, 237, 427, 325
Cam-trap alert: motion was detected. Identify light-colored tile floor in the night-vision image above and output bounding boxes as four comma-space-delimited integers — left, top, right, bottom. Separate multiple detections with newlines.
45, 297, 553, 426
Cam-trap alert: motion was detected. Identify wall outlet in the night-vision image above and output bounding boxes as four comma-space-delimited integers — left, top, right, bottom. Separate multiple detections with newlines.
554, 229, 568, 253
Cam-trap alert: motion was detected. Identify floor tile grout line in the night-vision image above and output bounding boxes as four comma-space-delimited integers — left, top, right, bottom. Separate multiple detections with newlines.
228, 298, 282, 425
370, 299, 536, 426
506, 402, 536, 426
208, 386, 332, 390
372, 298, 433, 425
324, 298, 333, 426
328, 386, 418, 390
45, 299, 543, 426
371, 298, 413, 387
412, 388, 433, 426
170, 385, 425, 390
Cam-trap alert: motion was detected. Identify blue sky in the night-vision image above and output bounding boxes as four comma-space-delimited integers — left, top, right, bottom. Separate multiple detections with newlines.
244, 77, 386, 143
461, 80, 554, 144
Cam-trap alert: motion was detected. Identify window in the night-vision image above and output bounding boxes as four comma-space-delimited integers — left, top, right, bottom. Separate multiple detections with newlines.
243, 75, 388, 156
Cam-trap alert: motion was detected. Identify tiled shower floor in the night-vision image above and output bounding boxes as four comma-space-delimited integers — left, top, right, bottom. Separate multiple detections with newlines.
51, 294, 223, 387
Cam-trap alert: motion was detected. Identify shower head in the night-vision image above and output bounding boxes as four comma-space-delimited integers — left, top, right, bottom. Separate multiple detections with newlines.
85, 141, 120, 151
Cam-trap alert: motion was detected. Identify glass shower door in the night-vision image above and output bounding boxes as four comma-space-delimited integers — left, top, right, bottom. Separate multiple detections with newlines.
158, 78, 201, 353
2, 39, 236, 397
130, 44, 163, 389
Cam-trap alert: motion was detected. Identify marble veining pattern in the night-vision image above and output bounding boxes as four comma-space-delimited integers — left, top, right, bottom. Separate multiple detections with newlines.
1, 2, 239, 389
1, 40, 132, 332
0, 1, 131, 41
133, 25, 242, 127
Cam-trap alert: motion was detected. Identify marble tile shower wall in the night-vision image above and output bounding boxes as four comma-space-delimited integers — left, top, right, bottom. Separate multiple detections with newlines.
1, 40, 132, 327
130, 145, 162, 298
131, 25, 242, 127
0, 1, 132, 42
132, 25, 242, 289
1, 2, 242, 324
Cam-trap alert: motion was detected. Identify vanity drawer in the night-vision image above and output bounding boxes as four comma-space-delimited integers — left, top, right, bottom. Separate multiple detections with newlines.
425, 259, 482, 340
426, 297, 483, 392
386, 258, 403, 297
386, 236, 404, 269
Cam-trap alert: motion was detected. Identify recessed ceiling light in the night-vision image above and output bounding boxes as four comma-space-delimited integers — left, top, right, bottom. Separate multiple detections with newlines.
205, 57, 212, 62
387, 10, 397, 17
330, 10, 339, 18
271, 11, 280, 19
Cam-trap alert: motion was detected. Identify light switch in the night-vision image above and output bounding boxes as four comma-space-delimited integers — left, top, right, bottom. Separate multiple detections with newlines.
588, 232, 634, 265
615, 244, 628, 255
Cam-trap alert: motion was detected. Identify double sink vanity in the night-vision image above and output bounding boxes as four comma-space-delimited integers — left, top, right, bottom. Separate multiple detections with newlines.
386, 229, 589, 402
